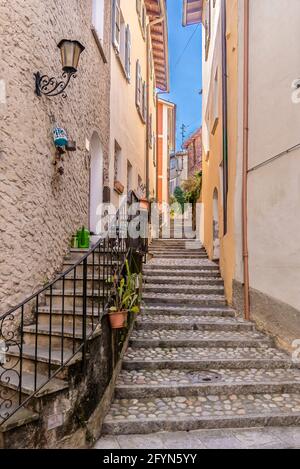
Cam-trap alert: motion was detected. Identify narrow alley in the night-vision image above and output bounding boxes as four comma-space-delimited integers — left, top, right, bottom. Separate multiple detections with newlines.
1, 0, 300, 453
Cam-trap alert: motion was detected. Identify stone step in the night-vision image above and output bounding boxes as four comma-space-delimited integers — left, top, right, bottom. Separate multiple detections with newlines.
37, 306, 103, 328
144, 276, 223, 285
67, 248, 127, 262
136, 315, 253, 332
63, 260, 117, 277
143, 284, 224, 295
149, 253, 207, 259
122, 346, 290, 371
144, 263, 219, 272
150, 241, 201, 247
140, 306, 236, 318
143, 269, 220, 278
115, 368, 300, 399
45, 289, 106, 308
129, 330, 271, 349
149, 246, 205, 252
5, 344, 82, 376
55, 276, 110, 292
22, 323, 97, 349
0, 402, 39, 433
102, 393, 300, 435
0, 369, 68, 397
142, 293, 226, 306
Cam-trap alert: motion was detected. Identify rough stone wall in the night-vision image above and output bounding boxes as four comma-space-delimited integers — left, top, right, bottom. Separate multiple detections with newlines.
0, 0, 111, 314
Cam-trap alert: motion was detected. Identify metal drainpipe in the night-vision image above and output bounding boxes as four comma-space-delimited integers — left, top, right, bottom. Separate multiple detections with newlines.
242, 0, 250, 321
221, 0, 229, 235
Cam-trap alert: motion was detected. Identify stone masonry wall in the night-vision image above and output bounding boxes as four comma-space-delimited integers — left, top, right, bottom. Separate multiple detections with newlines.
0, 0, 111, 314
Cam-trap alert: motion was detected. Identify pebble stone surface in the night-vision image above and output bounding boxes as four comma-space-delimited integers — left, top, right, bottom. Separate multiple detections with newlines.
117, 368, 300, 387
123, 346, 290, 362
100, 239, 300, 447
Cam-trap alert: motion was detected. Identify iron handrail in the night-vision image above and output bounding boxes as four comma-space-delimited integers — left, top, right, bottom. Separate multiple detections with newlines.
0, 190, 147, 427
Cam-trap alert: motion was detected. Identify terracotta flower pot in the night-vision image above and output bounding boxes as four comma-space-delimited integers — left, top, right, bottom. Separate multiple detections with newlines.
108, 310, 127, 329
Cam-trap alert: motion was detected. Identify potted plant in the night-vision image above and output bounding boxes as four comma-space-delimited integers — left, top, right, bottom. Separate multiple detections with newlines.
108, 260, 141, 329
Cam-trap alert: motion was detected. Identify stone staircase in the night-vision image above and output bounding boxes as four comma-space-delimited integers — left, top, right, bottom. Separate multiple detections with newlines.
0, 246, 111, 436
102, 238, 300, 435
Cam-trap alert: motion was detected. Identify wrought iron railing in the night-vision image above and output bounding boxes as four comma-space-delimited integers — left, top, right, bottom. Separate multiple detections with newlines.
0, 191, 147, 427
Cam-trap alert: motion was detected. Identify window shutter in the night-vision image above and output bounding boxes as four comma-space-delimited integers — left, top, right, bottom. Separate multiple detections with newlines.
153, 134, 156, 166
112, 0, 120, 51
125, 25, 131, 80
149, 114, 153, 148
93, 0, 104, 43
136, 60, 141, 108
142, 81, 147, 121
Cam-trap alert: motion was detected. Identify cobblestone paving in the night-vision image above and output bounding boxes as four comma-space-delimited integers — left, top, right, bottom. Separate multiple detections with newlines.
101, 237, 300, 442
144, 284, 224, 292
147, 259, 217, 266
137, 315, 249, 325
131, 330, 267, 341
144, 276, 223, 283
142, 293, 226, 302
105, 393, 300, 421
123, 346, 290, 362
117, 368, 300, 387
144, 269, 220, 275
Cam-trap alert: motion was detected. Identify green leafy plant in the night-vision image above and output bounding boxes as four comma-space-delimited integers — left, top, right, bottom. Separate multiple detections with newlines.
182, 171, 202, 204
174, 186, 186, 213
110, 260, 141, 314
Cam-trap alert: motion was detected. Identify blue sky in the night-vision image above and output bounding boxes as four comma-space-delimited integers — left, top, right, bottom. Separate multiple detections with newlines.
164, 0, 203, 150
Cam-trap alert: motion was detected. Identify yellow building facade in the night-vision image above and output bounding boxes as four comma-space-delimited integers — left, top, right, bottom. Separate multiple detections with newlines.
109, 0, 169, 207
200, 0, 239, 303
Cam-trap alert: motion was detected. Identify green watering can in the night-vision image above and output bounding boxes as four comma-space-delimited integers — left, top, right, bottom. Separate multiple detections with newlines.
77, 226, 90, 249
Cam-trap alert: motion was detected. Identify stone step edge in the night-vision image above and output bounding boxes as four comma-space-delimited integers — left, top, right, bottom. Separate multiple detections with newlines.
122, 358, 293, 371
0, 370, 68, 397
102, 413, 300, 435
114, 381, 300, 399
129, 338, 272, 349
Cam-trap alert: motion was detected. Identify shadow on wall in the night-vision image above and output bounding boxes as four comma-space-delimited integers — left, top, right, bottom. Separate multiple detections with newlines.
213, 188, 220, 260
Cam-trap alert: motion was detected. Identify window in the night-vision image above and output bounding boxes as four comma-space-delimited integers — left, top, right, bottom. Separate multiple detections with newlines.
136, 61, 146, 123
125, 25, 131, 80
141, 4, 146, 37
119, 12, 126, 63
211, 68, 219, 134
112, 0, 131, 81
137, 0, 146, 38
153, 133, 156, 167
149, 50, 153, 81
112, 0, 121, 51
92, 0, 105, 44
142, 81, 147, 122
204, 0, 211, 61
114, 140, 122, 182
148, 114, 153, 149
136, 60, 142, 108
153, 87, 156, 106
127, 160, 133, 194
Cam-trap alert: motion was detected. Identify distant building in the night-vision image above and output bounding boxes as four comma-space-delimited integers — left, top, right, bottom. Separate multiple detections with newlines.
157, 98, 176, 205
169, 151, 188, 195
183, 127, 202, 178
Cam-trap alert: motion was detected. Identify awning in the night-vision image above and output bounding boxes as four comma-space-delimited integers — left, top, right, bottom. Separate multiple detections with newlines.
182, 0, 203, 26
145, 0, 169, 92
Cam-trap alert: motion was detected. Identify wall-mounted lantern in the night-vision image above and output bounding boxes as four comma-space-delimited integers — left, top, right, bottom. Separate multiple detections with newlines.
35, 40, 85, 98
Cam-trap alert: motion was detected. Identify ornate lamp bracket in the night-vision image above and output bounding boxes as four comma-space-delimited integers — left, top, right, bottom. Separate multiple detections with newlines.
34, 71, 76, 99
